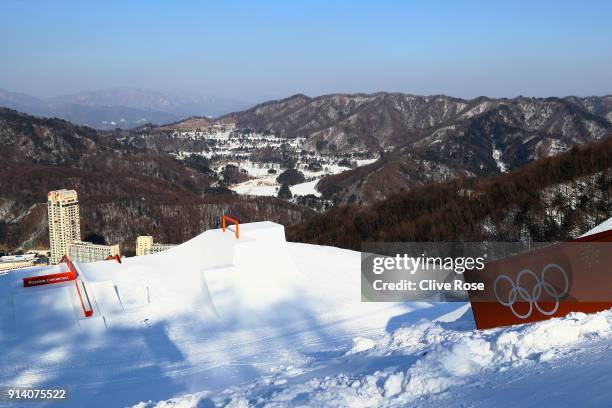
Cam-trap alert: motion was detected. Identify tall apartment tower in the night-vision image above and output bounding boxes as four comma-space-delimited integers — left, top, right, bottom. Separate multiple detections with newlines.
47, 189, 81, 264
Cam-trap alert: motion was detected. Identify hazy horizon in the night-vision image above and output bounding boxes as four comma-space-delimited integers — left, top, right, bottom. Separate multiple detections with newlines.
2, 85, 612, 104
2, 0, 611, 102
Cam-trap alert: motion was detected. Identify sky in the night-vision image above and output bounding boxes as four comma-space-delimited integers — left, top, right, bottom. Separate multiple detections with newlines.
1, 0, 611, 103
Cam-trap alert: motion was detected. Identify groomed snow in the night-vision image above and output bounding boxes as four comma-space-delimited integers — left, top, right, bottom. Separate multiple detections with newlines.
0, 224, 413, 407
1, 220, 611, 407
135, 308, 612, 407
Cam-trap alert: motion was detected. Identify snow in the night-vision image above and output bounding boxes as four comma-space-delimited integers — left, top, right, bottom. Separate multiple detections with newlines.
1, 218, 611, 407
0, 222, 411, 406
492, 146, 507, 172
460, 101, 492, 119
169, 128, 378, 200
230, 176, 321, 197
229, 157, 376, 198
231, 176, 279, 196
13, 285, 78, 333
290, 179, 321, 197
147, 309, 611, 407
347, 337, 378, 354
581, 216, 612, 237
383, 372, 404, 397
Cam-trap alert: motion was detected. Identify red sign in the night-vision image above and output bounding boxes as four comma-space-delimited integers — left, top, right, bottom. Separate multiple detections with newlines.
23, 254, 78, 287
23, 271, 76, 287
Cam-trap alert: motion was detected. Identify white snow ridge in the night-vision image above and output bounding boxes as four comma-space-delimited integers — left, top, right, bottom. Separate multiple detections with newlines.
0, 220, 611, 407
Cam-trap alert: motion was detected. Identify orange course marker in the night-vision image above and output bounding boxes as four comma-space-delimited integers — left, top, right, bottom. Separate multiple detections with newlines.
222, 215, 240, 239
106, 254, 122, 263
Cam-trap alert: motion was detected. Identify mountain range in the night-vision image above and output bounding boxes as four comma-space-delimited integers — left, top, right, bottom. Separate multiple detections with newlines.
0, 107, 310, 253
217, 93, 612, 149
164, 93, 612, 204
0, 87, 249, 130
288, 136, 612, 249
1, 90, 612, 252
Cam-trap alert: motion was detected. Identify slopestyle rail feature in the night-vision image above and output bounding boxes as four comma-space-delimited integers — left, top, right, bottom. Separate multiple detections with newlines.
222, 215, 240, 239
22, 254, 77, 287
22, 254, 93, 318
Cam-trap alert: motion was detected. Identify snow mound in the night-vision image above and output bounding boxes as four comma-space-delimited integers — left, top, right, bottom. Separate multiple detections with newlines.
4, 217, 612, 407
346, 336, 378, 354
0, 223, 414, 407
140, 308, 612, 407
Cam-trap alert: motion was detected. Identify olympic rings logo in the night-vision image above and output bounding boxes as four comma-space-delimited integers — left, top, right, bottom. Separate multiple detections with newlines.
493, 264, 569, 319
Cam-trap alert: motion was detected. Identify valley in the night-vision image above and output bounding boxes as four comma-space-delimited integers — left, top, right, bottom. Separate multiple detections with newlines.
1, 92, 612, 254
169, 127, 377, 200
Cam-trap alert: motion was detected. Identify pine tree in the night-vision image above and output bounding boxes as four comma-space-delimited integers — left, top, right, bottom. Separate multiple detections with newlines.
278, 183, 293, 199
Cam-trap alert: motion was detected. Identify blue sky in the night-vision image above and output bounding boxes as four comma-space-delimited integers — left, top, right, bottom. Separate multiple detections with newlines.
1, 0, 611, 102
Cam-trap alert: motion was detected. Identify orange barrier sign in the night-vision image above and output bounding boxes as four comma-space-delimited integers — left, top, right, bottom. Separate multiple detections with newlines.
106, 254, 122, 263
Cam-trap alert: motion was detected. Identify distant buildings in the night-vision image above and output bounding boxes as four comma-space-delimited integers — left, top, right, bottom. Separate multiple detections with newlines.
69, 240, 121, 264
46, 189, 177, 263
136, 235, 175, 256
0, 254, 37, 273
47, 189, 121, 264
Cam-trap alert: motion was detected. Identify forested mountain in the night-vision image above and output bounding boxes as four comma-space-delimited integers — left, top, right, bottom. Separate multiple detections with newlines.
288, 97, 612, 203
287, 137, 612, 250
2, 90, 612, 253
209, 93, 612, 204
0, 108, 311, 253
219, 93, 611, 151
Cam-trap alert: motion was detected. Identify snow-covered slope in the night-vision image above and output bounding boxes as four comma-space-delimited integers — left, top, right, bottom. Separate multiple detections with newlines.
0, 222, 413, 407
1, 220, 611, 407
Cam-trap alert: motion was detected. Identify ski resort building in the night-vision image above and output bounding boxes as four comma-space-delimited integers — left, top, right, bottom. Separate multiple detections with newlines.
69, 240, 121, 263
0, 254, 37, 272
47, 189, 121, 264
48, 189, 81, 264
135, 235, 176, 256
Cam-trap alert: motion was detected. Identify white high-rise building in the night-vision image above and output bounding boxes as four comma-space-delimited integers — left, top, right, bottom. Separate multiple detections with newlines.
48, 189, 81, 264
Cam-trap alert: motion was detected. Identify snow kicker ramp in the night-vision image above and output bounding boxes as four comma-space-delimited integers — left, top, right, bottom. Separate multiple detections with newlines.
76, 221, 306, 324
